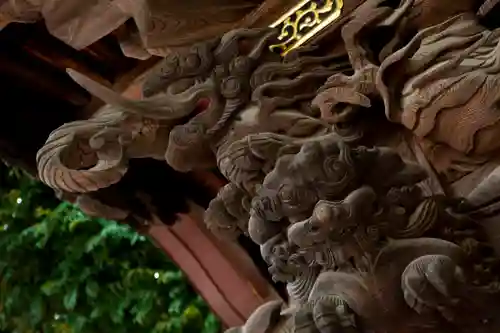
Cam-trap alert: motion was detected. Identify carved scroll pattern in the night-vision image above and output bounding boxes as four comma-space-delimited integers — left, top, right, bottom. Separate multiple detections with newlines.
35, 0, 500, 331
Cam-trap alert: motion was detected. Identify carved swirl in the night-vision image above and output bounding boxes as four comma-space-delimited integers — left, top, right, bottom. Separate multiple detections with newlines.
401, 254, 466, 320
377, 13, 500, 155
205, 183, 250, 240
36, 116, 130, 193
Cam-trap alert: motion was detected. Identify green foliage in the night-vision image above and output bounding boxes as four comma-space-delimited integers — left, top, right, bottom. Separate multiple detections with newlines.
0, 165, 221, 333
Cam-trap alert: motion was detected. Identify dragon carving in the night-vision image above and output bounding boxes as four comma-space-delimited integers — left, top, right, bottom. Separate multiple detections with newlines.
35, 0, 500, 332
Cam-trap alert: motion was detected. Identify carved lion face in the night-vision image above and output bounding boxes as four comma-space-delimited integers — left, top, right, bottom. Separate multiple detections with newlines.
288, 200, 356, 248
261, 233, 297, 282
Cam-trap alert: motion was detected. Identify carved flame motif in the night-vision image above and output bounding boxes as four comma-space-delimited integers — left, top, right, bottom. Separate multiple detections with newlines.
269, 0, 344, 55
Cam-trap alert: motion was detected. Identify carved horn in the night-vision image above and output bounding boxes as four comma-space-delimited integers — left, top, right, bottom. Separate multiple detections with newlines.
67, 69, 211, 120
67, 69, 141, 110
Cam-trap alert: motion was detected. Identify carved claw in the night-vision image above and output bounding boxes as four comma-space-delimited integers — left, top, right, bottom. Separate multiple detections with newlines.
205, 197, 243, 240
293, 304, 320, 333
401, 254, 465, 320
306, 271, 367, 333
313, 295, 358, 333
313, 85, 371, 124
292, 296, 359, 333
313, 64, 379, 127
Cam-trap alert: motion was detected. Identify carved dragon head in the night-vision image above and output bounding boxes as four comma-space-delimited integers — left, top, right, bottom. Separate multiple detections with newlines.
36, 28, 282, 193
35, 68, 211, 193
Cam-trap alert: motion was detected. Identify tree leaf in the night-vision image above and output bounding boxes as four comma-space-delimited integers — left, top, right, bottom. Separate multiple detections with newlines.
85, 281, 99, 299
64, 288, 78, 311
0, 166, 220, 333
90, 307, 102, 319
29, 296, 44, 325
40, 280, 61, 296
69, 219, 86, 232
85, 235, 102, 252
67, 314, 86, 333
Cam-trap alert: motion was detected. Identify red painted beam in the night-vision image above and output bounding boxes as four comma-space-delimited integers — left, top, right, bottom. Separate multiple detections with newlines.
149, 222, 244, 326
148, 212, 276, 327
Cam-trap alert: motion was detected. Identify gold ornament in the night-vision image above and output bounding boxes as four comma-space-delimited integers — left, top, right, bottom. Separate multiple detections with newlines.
269, 0, 344, 56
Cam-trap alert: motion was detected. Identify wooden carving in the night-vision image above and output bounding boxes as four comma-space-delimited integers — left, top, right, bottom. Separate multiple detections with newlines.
0, 0, 288, 56
36, 0, 500, 331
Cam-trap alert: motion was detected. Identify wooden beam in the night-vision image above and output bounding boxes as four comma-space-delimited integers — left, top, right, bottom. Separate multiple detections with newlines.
0, 51, 90, 106
148, 212, 279, 327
